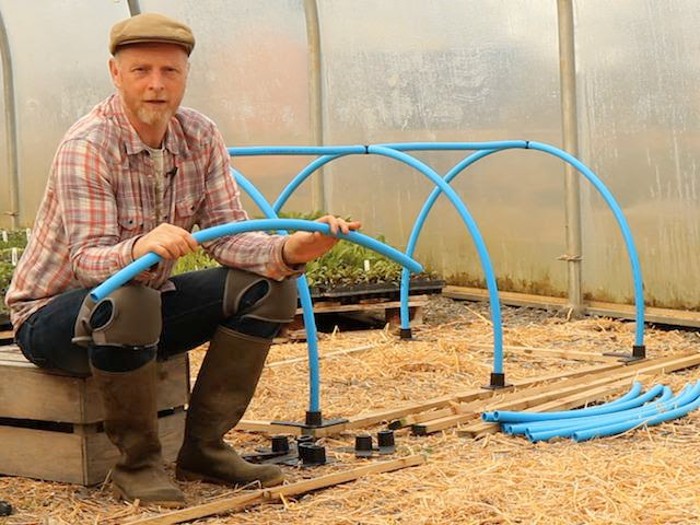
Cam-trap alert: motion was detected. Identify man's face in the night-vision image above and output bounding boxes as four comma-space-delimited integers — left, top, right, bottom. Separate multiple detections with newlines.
109, 43, 189, 131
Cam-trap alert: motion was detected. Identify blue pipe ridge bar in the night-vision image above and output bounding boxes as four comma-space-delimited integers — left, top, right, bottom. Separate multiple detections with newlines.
228, 145, 367, 156
90, 219, 423, 302
373, 141, 528, 151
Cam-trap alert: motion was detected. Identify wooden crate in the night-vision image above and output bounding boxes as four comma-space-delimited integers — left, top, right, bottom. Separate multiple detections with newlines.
0, 345, 189, 486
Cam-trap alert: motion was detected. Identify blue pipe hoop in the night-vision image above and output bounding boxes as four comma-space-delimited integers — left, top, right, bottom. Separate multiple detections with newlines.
89, 218, 422, 302
231, 169, 325, 415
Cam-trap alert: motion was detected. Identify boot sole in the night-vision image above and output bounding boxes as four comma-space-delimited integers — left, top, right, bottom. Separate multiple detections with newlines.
113, 486, 187, 508
175, 467, 284, 488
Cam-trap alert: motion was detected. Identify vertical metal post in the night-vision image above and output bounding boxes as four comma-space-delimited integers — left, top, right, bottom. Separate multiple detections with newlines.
0, 8, 19, 230
303, 0, 327, 213
127, 0, 141, 16
557, 0, 583, 314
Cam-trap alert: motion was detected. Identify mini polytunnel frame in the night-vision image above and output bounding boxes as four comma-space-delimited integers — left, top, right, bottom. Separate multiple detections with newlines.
90, 139, 648, 434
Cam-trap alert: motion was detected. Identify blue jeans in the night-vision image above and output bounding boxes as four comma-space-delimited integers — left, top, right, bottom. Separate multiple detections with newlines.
16, 267, 274, 376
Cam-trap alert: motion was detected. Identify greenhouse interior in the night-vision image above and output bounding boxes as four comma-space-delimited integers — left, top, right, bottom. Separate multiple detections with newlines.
2, 1, 700, 523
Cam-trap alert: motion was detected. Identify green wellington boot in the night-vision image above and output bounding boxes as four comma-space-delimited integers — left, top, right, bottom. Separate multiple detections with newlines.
176, 326, 284, 487
91, 359, 186, 507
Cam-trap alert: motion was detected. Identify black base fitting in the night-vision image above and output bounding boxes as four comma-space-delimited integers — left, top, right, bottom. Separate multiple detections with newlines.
337, 430, 397, 457
602, 344, 646, 362
399, 328, 413, 340
272, 412, 349, 433
482, 372, 510, 390
0, 501, 11, 517
242, 434, 299, 464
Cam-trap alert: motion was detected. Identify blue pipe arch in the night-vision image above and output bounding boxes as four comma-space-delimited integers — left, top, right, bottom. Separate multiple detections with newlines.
229, 145, 508, 384
376, 141, 645, 349
229, 140, 646, 378
89, 140, 644, 427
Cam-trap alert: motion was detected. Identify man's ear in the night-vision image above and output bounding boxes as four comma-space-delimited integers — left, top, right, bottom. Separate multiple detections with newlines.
108, 57, 120, 88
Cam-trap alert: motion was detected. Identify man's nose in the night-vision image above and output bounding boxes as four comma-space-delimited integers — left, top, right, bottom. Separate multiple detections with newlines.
147, 72, 165, 90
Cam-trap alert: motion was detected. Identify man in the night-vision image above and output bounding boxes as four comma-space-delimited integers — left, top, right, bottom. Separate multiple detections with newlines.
5, 12, 360, 507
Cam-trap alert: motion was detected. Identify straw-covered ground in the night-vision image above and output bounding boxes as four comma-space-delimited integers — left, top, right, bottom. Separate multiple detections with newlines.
2, 295, 700, 524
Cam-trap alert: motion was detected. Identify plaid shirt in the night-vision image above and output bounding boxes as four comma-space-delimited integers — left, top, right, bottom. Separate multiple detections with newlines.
6, 94, 296, 330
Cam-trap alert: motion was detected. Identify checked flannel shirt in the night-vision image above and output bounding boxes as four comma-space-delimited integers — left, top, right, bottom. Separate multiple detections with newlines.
6, 94, 298, 330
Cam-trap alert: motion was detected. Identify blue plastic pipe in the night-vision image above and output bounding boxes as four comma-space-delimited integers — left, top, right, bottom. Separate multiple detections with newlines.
232, 169, 325, 414
571, 382, 700, 442
523, 387, 675, 442
375, 141, 528, 152
527, 141, 645, 347
381, 140, 644, 349
89, 219, 423, 302
398, 149, 500, 330
526, 385, 690, 443
486, 381, 652, 424
229, 145, 367, 157
367, 144, 505, 375
272, 154, 351, 212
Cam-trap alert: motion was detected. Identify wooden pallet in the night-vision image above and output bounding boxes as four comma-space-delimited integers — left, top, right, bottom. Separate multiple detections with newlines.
288, 295, 428, 334
0, 345, 189, 485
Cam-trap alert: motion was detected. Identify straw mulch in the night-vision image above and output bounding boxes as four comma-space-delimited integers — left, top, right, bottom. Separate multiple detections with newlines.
2, 295, 700, 524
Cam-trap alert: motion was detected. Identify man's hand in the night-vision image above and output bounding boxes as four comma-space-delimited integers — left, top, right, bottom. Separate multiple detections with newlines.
132, 223, 199, 260
282, 215, 362, 266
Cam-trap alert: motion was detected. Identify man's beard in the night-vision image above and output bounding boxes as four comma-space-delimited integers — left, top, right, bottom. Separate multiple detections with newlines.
136, 105, 172, 128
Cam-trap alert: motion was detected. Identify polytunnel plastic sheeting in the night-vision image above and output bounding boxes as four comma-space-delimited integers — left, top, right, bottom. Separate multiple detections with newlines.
0, 0, 125, 227
575, 1, 700, 308
315, 0, 567, 298
141, 0, 316, 216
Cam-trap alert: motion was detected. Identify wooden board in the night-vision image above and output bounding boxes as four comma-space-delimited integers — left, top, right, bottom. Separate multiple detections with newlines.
0, 410, 185, 486
0, 345, 189, 423
443, 285, 700, 328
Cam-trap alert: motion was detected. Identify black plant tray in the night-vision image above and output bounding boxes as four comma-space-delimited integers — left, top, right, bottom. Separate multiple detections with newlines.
307, 279, 445, 304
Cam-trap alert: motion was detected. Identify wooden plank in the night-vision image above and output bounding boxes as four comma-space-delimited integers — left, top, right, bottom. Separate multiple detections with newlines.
295, 296, 428, 315
239, 360, 631, 436
127, 455, 426, 525
0, 350, 189, 423
470, 343, 620, 362
0, 426, 88, 484
443, 285, 700, 328
0, 410, 185, 485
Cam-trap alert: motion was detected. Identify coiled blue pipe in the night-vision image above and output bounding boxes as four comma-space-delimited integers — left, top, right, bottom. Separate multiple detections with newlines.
486, 381, 649, 423
89, 218, 423, 302
571, 382, 700, 442
525, 387, 676, 442
483, 382, 700, 444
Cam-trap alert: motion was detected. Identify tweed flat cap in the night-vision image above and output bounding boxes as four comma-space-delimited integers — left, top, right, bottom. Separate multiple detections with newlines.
109, 12, 195, 56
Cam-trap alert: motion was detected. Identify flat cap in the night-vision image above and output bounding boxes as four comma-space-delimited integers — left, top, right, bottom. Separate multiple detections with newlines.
110, 12, 195, 56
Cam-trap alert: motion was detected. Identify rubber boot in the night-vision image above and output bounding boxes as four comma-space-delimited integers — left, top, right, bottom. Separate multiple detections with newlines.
176, 326, 284, 487
91, 359, 186, 507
